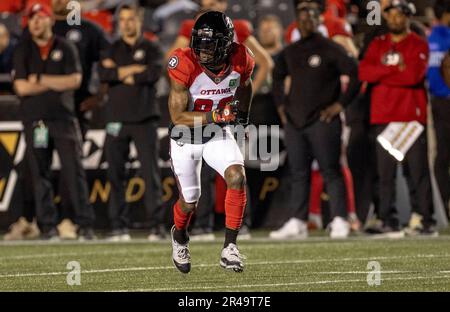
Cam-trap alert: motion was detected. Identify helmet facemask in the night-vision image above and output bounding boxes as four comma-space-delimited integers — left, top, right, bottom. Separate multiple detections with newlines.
191, 28, 233, 70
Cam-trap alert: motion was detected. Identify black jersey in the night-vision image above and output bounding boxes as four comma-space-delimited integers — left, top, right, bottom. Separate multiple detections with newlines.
12, 36, 82, 122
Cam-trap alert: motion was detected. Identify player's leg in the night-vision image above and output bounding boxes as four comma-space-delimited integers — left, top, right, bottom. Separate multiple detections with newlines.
169, 139, 203, 273
203, 129, 246, 272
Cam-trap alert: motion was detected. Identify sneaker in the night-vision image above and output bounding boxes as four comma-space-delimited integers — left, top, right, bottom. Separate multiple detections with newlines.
367, 223, 405, 239
23, 219, 40, 239
57, 219, 77, 240
106, 228, 131, 242
405, 225, 439, 237
329, 216, 350, 239
147, 225, 167, 242
120, 229, 131, 241
269, 218, 308, 239
4, 217, 29, 241
78, 227, 96, 241
238, 225, 252, 240
40, 228, 60, 241
220, 243, 245, 273
170, 225, 191, 274
190, 228, 215, 241
404, 213, 423, 236
418, 227, 439, 237
348, 213, 362, 232
364, 218, 384, 234
308, 213, 323, 230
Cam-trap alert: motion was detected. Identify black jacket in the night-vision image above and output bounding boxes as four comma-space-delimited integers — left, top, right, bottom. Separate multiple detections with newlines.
53, 19, 109, 103
12, 36, 81, 122
273, 32, 359, 129
99, 37, 163, 123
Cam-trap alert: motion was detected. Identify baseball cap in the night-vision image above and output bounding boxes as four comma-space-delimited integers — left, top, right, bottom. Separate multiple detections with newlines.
26, 2, 53, 19
384, 0, 416, 16
296, 0, 326, 12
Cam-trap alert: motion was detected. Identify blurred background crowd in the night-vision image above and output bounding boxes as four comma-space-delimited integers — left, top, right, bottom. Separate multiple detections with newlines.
0, 0, 449, 241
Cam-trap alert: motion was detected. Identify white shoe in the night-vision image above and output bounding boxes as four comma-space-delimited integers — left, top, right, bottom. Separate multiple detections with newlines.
170, 225, 191, 274
329, 216, 350, 239
120, 233, 131, 241
220, 243, 245, 272
57, 219, 77, 240
269, 218, 308, 240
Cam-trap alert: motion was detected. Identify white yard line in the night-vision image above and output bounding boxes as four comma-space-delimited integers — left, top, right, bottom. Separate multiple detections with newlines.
0, 247, 169, 260
116, 275, 450, 292
1, 254, 449, 278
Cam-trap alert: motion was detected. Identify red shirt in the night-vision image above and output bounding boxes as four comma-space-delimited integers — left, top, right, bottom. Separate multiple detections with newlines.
325, 0, 348, 19
359, 32, 429, 125
82, 10, 113, 34
178, 19, 253, 44
0, 0, 23, 13
284, 14, 351, 44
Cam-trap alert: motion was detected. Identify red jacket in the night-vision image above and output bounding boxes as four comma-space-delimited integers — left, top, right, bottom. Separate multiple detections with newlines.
359, 32, 429, 124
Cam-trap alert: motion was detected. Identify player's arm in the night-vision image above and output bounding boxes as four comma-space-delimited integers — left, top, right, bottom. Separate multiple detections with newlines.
169, 79, 236, 127
169, 78, 207, 127
244, 35, 273, 94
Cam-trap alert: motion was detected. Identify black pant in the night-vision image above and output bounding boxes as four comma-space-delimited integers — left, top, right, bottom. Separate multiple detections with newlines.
432, 97, 450, 216
347, 119, 379, 223
285, 118, 347, 221
104, 120, 162, 230
373, 125, 434, 228
24, 119, 94, 232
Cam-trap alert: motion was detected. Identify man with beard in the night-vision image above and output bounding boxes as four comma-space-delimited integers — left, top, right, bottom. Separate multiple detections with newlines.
99, 5, 164, 241
359, 0, 436, 235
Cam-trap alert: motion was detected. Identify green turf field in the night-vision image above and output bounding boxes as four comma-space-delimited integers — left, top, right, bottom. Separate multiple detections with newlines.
0, 234, 449, 291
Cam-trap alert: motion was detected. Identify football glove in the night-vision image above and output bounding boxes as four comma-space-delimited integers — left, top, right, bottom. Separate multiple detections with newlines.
207, 103, 238, 124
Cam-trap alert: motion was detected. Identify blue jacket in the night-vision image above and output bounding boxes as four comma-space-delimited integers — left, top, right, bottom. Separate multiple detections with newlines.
427, 25, 450, 98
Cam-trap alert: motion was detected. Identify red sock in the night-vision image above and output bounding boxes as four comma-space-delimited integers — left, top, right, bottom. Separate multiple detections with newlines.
173, 201, 193, 230
225, 188, 246, 230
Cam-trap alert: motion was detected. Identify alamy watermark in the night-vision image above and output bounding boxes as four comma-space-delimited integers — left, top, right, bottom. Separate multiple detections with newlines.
366, 1, 382, 26
367, 261, 382, 286
66, 260, 81, 286
66, 1, 81, 26
171, 117, 281, 172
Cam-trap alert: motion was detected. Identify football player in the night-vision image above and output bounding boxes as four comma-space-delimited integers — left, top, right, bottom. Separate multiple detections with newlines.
167, 11, 254, 273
